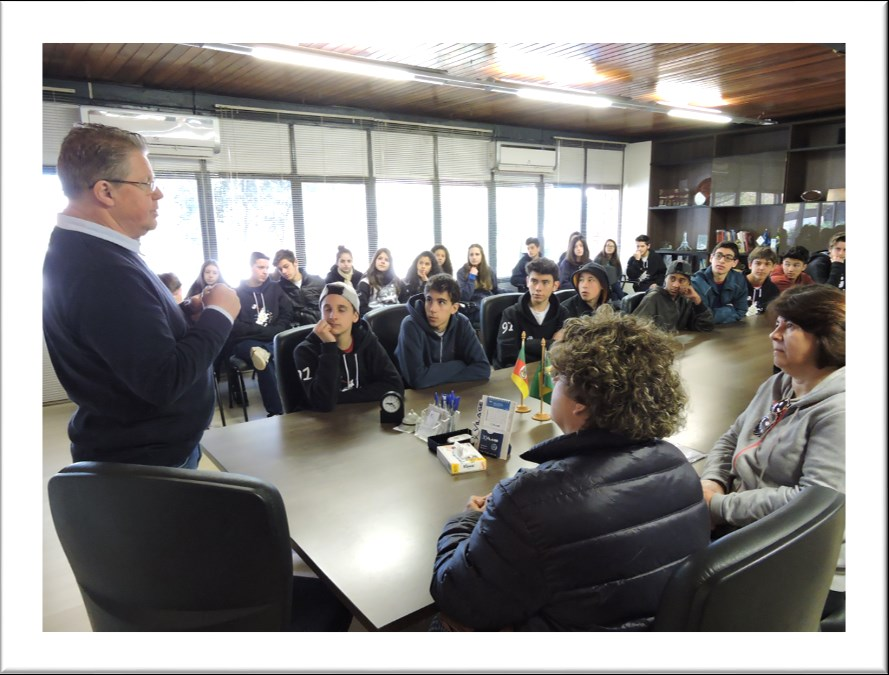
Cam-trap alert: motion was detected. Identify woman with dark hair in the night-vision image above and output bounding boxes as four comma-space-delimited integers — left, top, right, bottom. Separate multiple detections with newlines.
455, 243, 498, 327
356, 247, 404, 316
430, 308, 710, 630
594, 238, 625, 300
158, 272, 183, 304
400, 250, 443, 301
325, 245, 364, 288
558, 234, 590, 287
186, 259, 227, 298
700, 284, 845, 615
431, 244, 454, 276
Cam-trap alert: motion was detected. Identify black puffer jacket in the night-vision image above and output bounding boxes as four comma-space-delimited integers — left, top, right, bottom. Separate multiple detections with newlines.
431, 429, 710, 631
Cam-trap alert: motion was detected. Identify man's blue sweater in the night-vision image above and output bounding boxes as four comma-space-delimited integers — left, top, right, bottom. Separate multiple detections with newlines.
43, 225, 232, 466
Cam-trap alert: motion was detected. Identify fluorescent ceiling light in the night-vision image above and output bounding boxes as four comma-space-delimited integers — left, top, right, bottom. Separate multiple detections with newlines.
668, 108, 732, 124
516, 88, 612, 108
252, 46, 415, 82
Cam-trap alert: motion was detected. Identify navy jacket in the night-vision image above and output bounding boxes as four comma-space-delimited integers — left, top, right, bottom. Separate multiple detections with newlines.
43, 226, 232, 466
293, 320, 403, 412
395, 294, 490, 389
278, 269, 325, 326
230, 278, 294, 341
495, 292, 569, 368
431, 429, 710, 631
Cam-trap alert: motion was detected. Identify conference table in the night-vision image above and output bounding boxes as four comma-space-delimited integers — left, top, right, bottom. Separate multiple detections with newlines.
201, 314, 774, 630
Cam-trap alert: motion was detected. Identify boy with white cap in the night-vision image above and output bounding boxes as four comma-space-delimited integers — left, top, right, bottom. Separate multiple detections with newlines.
635, 260, 714, 332
293, 282, 403, 411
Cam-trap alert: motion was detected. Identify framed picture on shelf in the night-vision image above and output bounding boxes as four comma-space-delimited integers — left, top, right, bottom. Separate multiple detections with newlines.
696, 234, 708, 251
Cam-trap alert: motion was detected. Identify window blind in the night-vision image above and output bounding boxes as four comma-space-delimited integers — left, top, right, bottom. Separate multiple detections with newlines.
294, 124, 369, 177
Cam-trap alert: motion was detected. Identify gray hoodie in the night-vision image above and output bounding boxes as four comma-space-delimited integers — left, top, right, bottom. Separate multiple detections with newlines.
701, 367, 845, 590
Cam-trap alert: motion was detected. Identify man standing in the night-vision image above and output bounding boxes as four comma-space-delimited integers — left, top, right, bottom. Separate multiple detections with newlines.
744, 246, 781, 315
770, 246, 816, 293
691, 242, 748, 324
625, 234, 666, 292
396, 274, 491, 389
509, 237, 541, 293
496, 258, 569, 368
634, 260, 714, 332
563, 261, 612, 318
273, 248, 325, 326
229, 252, 293, 416
43, 123, 240, 468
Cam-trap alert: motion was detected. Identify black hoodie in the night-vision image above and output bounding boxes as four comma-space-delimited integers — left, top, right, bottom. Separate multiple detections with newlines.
494, 292, 569, 369
293, 320, 403, 412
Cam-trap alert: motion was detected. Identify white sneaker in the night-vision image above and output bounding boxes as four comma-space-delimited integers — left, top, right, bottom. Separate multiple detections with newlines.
250, 346, 271, 371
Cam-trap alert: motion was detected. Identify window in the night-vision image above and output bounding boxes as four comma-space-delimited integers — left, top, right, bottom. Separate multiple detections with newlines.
141, 177, 203, 286
302, 182, 369, 274
495, 185, 538, 278
375, 181, 434, 278
211, 177, 293, 282
440, 183, 490, 275
584, 187, 621, 257
543, 186, 582, 261
40, 172, 67, 249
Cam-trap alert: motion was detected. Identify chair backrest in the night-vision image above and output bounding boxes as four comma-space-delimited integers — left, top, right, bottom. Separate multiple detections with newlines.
620, 290, 647, 314
48, 461, 294, 631
654, 485, 845, 631
364, 303, 409, 368
554, 288, 576, 303
479, 293, 521, 364
273, 324, 315, 413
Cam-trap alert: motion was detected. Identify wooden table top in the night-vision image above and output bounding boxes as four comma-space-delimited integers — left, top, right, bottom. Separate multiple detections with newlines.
201, 313, 774, 630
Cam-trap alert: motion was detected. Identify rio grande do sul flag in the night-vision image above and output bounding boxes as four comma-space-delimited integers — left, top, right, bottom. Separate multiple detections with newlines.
511, 341, 529, 399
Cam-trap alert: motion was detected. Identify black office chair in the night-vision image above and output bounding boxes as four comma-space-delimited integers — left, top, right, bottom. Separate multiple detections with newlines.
364, 303, 409, 372
654, 485, 845, 632
554, 288, 576, 304
227, 354, 253, 422
620, 290, 648, 314
48, 461, 352, 632
479, 292, 521, 365
273, 324, 314, 414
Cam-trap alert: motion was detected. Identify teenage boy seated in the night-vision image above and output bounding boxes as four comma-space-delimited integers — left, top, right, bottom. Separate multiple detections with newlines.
690, 242, 748, 324
273, 249, 326, 326
495, 257, 569, 369
396, 274, 491, 389
562, 261, 612, 318
807, 233, 845, 290
293, 282, 403, 412
744, 246, 781, 315
509, 237, 541, 293
634, 260, 714, 332
770, 245, 816, 293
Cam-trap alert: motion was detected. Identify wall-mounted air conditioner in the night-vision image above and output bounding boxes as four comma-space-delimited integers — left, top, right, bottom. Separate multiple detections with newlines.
494, 142, 558, 173
80, 107, 221, 158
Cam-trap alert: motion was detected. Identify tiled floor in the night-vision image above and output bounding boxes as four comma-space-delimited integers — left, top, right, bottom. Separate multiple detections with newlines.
42, 374, 416, 631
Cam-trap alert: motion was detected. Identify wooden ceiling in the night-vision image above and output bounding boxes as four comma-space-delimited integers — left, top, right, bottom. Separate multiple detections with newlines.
42, 43, 846, 142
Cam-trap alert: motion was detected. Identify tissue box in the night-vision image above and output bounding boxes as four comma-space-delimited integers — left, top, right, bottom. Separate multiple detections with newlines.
436, 443, 487, 475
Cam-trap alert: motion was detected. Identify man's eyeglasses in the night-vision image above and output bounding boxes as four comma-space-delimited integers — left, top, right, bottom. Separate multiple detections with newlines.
93, 179, 157, 192
713, 252, 737, 262
753, 398, 793, 436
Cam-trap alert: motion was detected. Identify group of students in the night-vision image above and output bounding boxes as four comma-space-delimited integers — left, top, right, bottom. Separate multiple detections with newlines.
44, 123, 846, 633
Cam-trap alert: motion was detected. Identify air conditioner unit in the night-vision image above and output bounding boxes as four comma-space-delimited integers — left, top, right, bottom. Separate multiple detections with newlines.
79, 107, 221, 157
494, 142, 558, 173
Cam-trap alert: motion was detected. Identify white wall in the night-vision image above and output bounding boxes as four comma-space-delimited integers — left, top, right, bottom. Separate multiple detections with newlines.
620, 140, 652, 264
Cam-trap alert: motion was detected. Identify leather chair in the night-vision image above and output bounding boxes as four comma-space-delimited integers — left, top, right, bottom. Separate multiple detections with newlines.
273, 324, 314, 414
620, 290, 648, 314
479, 292, 521, 365
364, 303, 409, 373
554, 288, 576, 304
654, 485, 845, 631
48, 461, 352, 632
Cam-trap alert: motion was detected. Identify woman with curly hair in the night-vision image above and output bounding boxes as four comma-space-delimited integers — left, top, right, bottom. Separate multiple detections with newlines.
400, 250, 442, 301
356, 247, 404, 316
430, 308, 710, 631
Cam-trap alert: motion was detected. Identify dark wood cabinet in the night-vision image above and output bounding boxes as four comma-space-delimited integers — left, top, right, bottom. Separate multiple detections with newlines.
647, 117, 844, 257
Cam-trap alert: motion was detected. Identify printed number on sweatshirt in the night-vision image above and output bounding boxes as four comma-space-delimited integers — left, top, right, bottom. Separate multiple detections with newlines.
298, 366, 312, 381
501, 320, 513, 335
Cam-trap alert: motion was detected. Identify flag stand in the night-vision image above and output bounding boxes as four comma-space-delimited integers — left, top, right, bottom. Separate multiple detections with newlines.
532, 338, 551, 422
513, 331, 531, 413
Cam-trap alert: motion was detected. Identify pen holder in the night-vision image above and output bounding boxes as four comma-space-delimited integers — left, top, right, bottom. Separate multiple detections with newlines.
447, 410, 461, 433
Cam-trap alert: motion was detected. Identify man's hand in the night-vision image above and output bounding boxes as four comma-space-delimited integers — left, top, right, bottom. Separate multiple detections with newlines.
552, 328, 565, 342
466, 493, 492, 512
313, 319, 336, 343
830, 249, 845, 264
683, 285, 702, 305
203, 284, 241, 317
183, 293, 204, 316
